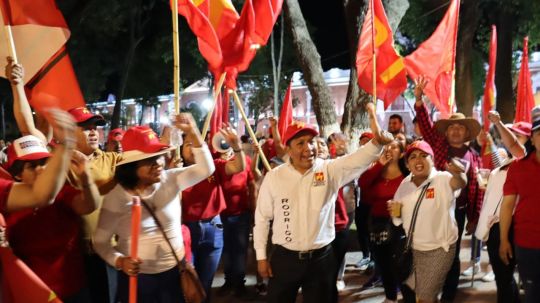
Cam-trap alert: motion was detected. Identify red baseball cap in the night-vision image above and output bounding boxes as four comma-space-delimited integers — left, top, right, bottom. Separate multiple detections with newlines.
507, 121, 532, 137
405, 140, 434, 159
360, 132, 374, 140
5, 135, 51, 170
108, 128, 125, 141
68, 107, 106, 126
282, 121, 318, 145
116, 126, 174, 166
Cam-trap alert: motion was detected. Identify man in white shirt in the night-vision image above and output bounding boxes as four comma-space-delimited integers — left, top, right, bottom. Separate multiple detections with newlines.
254, 104, 390, 303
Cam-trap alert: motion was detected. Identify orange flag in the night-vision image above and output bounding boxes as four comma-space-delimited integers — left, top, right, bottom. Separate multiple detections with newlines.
482, 26, 497, 131
404, 0, 460, 116
356, 0, 406, 108
515, 37, 535, 123
278, 80, 293, 139
0, 0, 85, 112
0, 215, 61, 303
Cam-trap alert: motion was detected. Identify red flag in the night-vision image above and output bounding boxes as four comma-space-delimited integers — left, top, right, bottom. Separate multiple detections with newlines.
482, 26, 497, 131
278, 80, 293, 139
251, 0, 283, 46
0, 0, 69, 84
222, 88, 230, 124
356, 0, 407, 108
174, 0, 224, 69
0, 215, 61, 303
26, 47, 85, 111
515, 37, 535, 123
404, 0, 460, 116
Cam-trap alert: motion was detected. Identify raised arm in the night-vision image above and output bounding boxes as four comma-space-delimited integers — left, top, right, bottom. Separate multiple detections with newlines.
488, 111, 526, 159
5, 109, 76, 212
220, 123, 246, 176
5, 57, 48, 142
413, 76, 445, 148
269, 117, 286, 159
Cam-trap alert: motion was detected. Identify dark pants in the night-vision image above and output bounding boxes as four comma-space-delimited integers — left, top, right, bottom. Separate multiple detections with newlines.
515, 245, 540, 303
185, 216, 223, 302
84, 253, 111, 303
116, 266, 184, 303
486, 223, 520, 303
372, 241, 399, 300
267, 245, 336, 303
331, 227, 351, 303
221, 212, 252, 287
441, 206, 480, 301
355, 203, 371, 259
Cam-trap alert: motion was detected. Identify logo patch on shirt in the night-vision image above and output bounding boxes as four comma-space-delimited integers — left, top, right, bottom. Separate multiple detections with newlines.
426, 188, 435, 199
313, 172, 326, 186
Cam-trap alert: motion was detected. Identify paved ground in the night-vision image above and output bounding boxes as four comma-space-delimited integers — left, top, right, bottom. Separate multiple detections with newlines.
211, 233, 523, 302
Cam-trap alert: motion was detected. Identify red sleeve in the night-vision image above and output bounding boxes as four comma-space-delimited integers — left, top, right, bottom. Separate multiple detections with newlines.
358, 162, 383, 189
57, 184, 82, 209
0, 179, 13, 214
503, 162, 519, 196
467, 152, 484, 223
415, 103, 445, 149
245, 156, 254, 182
214, 158, 228, 182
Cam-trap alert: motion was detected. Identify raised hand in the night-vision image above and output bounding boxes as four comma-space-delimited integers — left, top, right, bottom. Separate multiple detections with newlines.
5, 57, 23, 85
366, 102, 393, 146
378, 146, 392, 166
487, 111, 501, 124
414, 76, 429, 101
71, 150, 89, 177
48, 109, 76, 149
219, 123, 241, 150
172, 113, 198, 134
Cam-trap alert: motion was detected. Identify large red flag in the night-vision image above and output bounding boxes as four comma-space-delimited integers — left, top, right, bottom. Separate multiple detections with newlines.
251, 0, 283, 46
515, 37, 535, 123
482, 26, 497, 132
404, 0, 460, 116
0, 215, 61, 303
221, 88, 230, 124
278, 80, 293, 139
356, 0, 407, 108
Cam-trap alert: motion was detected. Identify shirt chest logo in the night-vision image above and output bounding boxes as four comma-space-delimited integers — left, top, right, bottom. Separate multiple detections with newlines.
426, 188, 435, 199
313, 172, 326, 187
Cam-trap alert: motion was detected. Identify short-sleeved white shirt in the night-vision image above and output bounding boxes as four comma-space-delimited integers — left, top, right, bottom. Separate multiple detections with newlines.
392, 169, 460, 252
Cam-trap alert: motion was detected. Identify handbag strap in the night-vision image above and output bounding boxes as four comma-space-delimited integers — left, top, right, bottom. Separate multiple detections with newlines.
139, 198, 185, 268
405, 182, 431, 249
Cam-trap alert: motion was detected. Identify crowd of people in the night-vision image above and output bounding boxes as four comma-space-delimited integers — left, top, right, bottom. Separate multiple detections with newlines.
0, 57, 539, 303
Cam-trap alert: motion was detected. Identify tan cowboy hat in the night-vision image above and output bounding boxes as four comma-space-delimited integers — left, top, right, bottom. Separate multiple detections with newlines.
433, 113, 481, 142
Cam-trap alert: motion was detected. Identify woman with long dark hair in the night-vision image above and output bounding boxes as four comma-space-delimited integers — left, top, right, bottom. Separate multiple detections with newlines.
358, 140, 408, 303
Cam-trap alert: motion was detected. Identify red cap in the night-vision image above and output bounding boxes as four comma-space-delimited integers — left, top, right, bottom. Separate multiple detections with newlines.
507, 121, 532, 137
405, 140, 434, 159
68, 107, 106, 126
108, 128, 125, 141
5, 135, 51, 170
282, 121, 318, 145
116, 126, 173, 166
360, 132, 374, 140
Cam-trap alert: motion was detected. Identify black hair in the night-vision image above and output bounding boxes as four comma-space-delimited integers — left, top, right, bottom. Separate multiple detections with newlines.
389, 114, 403, 123
395, 140, 410, 176
7, 160, 25, 180
240, 135, 250, 144
524, 138, 535, 158
115, 161, 140, 190
412, 117, 418, 124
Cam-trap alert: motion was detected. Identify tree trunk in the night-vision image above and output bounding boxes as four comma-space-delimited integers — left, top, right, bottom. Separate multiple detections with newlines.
495, 8, 516, 123
271, 14, 285, 115
284, 0, 339, 137
455, 0, 480, 116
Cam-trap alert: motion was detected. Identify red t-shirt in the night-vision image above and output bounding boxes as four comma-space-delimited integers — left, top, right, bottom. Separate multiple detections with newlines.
334, 188, 349, 232
503, 154, 540, 249
5, 184, 85, 299
0, 178, 13, 214
182, 159, 227, 222
220, 156, 254, 216
359, 162, 404, 218
262, 139, 277, 160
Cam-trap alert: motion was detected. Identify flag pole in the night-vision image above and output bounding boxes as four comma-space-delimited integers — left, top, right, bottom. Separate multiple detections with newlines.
201, 72, 227, 139
0, 7, 18, 63
448, 0, 460, 112
370, 0, 376, 105
231, 90, 272, 171
172, 0, 180, 113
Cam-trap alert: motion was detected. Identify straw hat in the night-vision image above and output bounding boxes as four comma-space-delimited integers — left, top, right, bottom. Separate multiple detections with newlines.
433, 113, 481, 142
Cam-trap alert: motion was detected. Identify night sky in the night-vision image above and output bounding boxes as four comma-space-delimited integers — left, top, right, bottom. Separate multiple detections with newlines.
298, 0, 350, 70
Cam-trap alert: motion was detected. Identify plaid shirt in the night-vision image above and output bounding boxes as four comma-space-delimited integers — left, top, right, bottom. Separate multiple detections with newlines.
415, 103, 484, 223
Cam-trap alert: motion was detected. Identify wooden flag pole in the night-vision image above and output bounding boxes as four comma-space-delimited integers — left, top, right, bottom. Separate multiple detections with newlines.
0, 8, 19, 63
370, 0, 376, 104
172, 0, 180, 113
231, 90, 271, 172
201, 72, 227, 139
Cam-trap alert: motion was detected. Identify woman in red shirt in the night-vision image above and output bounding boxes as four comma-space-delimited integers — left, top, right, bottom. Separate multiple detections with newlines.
181, 124, 246, 301
499, 106, 540, 303
358, 140, 408, 303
